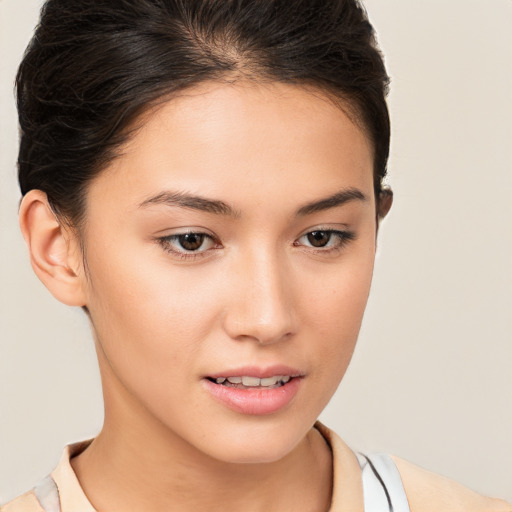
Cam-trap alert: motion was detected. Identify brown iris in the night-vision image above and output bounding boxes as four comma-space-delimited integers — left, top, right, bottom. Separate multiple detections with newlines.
178, 233, 206, 251
307, 231, 331, 248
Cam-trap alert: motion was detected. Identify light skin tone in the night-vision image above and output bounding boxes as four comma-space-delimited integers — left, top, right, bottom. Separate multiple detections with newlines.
20, 81, 392, 512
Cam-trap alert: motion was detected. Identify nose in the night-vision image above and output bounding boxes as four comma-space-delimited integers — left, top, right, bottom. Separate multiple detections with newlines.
222, 246, 297, 345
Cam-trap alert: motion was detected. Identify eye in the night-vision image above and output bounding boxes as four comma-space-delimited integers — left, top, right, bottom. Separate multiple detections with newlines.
157, 231, 220, 258
174, 233, 210, 251
304, 231, 333, 248
295, 229, 355, 251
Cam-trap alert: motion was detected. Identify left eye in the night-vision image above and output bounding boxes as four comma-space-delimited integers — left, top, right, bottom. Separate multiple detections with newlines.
160, 232, 217, 253
296, 230, 353, 249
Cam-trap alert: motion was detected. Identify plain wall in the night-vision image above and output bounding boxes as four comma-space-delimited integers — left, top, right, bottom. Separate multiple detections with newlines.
1, 0, 511, 503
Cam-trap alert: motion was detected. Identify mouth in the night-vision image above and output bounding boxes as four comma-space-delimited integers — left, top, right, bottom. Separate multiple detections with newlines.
206, 375, 293, 389
203, 368, 303, 415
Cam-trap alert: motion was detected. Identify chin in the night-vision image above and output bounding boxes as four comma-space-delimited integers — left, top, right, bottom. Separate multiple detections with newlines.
207, 439, 302, 465
191, 417, 313, 465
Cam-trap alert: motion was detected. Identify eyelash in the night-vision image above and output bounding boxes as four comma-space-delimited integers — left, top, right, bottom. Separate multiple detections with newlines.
156, 228, 356, 261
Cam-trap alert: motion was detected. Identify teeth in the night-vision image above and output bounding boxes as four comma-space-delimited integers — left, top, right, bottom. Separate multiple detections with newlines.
242, 376, 261, 386
214, 375, 293, 387
260, 376, 281, 386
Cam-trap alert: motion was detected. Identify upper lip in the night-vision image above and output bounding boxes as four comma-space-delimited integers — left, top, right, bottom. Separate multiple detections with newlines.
206, 365, 305, 379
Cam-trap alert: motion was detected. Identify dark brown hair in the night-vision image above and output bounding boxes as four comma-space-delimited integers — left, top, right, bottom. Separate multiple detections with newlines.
16, 0, 390, 228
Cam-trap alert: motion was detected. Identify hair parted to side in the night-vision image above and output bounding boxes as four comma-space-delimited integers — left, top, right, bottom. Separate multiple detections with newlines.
16, 0, 390, 229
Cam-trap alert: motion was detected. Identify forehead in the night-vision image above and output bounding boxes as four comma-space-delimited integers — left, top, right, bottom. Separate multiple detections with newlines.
87, 81, 375, 215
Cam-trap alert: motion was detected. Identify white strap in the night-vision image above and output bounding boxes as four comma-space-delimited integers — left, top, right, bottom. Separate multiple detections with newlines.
357, 453, 410, 512
34, 475, 61, 512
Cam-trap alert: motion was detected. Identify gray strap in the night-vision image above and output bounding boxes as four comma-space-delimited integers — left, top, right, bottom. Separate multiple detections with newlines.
34, 475, 61, 512
357, 453, 410, 512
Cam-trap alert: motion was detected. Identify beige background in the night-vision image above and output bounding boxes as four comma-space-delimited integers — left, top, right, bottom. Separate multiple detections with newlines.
1, 0, 511, 504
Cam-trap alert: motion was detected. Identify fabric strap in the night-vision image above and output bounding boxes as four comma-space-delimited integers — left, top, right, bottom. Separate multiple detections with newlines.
34, 476, 61, 512
356, 453, 411, 512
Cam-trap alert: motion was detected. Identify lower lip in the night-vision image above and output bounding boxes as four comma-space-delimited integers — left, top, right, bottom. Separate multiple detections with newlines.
203, 378, 301, 415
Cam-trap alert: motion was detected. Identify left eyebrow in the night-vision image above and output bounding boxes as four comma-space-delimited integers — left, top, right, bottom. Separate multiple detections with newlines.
295, 188, 368, 216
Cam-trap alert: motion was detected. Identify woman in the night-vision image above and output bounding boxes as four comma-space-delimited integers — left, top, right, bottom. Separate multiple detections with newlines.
2, 1, 510, 511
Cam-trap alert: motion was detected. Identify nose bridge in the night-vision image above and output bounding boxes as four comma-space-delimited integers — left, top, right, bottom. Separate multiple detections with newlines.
223, 243, 296, 344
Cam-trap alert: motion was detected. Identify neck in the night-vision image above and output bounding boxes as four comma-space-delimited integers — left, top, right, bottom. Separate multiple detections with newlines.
72, 422, 332, 512
71, 361, 333, 512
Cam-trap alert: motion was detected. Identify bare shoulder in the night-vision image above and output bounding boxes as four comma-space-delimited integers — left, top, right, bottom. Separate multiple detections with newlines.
391, 456, 512, 512
0, 490, 44, 512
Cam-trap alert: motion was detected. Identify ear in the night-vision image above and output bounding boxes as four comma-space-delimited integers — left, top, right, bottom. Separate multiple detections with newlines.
377, 187, 393, 222
19, 190, 87, 307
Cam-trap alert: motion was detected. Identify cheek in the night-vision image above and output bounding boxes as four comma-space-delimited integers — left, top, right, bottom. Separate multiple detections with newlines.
306, 244, 374, 321
297, 240, 375, 384
83, 241, 226, 380
83, 248, 232, 431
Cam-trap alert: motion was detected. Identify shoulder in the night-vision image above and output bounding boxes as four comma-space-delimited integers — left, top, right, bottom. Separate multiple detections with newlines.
0, 490, 44, 512
392, 455, 512, 512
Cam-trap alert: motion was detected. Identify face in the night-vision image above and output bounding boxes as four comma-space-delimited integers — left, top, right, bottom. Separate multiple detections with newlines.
80, 81, 377, 464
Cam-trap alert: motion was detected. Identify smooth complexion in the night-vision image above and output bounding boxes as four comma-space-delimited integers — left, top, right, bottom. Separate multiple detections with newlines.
20, 81, 380, 512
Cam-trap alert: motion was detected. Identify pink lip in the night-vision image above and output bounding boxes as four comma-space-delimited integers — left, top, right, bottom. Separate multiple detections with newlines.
203, 377, 302, 415
206, 365, 304, 380
202, 365, 304, 416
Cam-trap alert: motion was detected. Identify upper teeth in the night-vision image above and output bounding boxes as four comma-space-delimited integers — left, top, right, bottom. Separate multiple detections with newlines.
215, 375, 291, 386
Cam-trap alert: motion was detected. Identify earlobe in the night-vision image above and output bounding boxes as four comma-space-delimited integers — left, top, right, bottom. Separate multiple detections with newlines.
19, 190, 87, 307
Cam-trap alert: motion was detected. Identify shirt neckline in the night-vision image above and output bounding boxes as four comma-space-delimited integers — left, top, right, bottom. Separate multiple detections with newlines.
51, 422, 363, 512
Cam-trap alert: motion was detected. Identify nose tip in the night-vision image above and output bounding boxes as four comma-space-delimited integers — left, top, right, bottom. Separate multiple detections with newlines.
230, 304, 295, 345
222, 257, 297, 345
230, 320, 294, 346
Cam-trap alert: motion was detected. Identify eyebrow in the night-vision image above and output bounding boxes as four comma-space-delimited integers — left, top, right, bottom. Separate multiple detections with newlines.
138, 187, 367, 218
295, 188, 367, 216
138, 191, 241, 217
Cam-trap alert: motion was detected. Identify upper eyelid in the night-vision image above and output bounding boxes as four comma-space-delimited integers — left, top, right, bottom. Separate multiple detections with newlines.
157, 226, 216, 236
162, 231, 216, 239
296, 226, 352, 240
299, 229, 350, 237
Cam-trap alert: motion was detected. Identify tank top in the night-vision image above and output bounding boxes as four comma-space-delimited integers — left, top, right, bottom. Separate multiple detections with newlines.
356, 453, 411, 512
33, 452, 410, 512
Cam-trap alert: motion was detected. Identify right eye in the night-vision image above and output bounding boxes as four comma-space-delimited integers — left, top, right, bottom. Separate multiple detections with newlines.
157, 231, 220, 259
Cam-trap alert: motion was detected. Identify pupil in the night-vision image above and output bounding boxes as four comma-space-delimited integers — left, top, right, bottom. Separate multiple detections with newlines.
308, 231, 330, 247
179, 233, 204, 251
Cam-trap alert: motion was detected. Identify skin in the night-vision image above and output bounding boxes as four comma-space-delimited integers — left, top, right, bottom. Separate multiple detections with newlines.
20, 81, 387, 512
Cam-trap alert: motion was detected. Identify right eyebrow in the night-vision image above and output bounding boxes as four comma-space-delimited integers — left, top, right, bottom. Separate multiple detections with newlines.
138, 190, 241, 218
